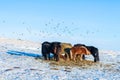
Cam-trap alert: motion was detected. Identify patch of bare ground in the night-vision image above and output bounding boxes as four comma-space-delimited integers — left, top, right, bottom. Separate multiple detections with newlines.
41, 57, 97, 69
39, 57, 119, 71
49, 59, 96, 68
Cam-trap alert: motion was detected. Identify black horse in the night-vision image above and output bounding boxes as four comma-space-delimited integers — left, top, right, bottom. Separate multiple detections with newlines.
41, 41, 51, 60
41, 41, 61, 61
74, 44, 99, 62
85, 46, 99, 62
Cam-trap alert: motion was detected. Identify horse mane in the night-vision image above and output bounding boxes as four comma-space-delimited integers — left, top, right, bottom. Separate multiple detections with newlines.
80, 46, 91, 55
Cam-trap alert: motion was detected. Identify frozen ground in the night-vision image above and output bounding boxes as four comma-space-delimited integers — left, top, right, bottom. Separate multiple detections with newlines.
0, 37, 120, 80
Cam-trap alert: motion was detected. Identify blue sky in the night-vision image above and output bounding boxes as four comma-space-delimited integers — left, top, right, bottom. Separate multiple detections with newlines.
0, 0, 120, 51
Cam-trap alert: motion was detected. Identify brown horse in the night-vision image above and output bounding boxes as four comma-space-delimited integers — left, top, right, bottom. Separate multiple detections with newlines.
60, 43, 72, 61
74, 44, 100, 62
70, 46, 90, 62
51, 42, 61, 61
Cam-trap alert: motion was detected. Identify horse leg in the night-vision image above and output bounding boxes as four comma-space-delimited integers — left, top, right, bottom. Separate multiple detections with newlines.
64, 53, 68, 61
68, 52, 71, 61
55, 51, 60, 61
48, 53, 51, 60
44, 54, 47, 60
71, 53, 74, 61
91, 52, 99, 62
94, 55, 99, 62
80, 54, 83, 61
62, 54, 66, 61
70, 50, 73, 60
82, 54, 85, 60
66, 53, 70, 61
73, 53, 77, 62
56, 54, 59, 61
53, 54, 56, 61
76, 55, 81, 61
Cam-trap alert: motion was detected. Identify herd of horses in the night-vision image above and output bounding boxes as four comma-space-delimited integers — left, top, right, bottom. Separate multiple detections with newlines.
41, 41, 99, 62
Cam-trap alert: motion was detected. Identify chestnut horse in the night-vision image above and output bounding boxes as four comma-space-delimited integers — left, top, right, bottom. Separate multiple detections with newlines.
74, 44, 99, 62
70, 46, 91, 62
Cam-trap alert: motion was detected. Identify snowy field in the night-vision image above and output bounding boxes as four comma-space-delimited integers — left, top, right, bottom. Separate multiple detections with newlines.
0, 37, 120, 80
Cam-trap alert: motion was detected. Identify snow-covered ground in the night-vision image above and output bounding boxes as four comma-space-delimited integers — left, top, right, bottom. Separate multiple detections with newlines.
0, 37, 120, 80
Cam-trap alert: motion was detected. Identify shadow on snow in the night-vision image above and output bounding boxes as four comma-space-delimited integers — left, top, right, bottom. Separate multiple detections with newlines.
7, 50, 54, 59
7, 50, 42, 58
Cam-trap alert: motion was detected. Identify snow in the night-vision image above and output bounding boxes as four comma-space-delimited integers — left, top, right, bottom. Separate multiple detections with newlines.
0, 37, 120, 80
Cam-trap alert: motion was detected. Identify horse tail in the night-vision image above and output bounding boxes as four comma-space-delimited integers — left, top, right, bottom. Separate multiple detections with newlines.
70, 50, 73, 60
96, 48, 100, 61
81, 46, 91, 55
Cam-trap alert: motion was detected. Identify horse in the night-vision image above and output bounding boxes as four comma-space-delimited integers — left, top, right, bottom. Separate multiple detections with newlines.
70, 45, 91, 62
50, 42, 61, 61
85, 46, 99, 62
74, 44, 100, 62
41, 41, 62, 61
60, 43, 72, 61
74, 44, 86, 59
41, 41, 51, 60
